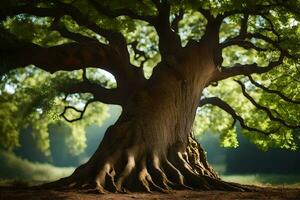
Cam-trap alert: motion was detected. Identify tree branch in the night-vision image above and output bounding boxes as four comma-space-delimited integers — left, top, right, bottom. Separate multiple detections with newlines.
235, 80, 300, 129
61, 79, 123, 105
219, 39, 267, 52
260, 15, 280, 39
55, 28, 96, 43
52, 1, 129, 52
216, 4, 274, 20
277, 1, 300, 18
199, 97, 274, 135
129, 41, 147, 60
211, 51, 285, 82
240, 14, 249, 36
248, 75, 300, 104
51, 17, 97, 43
198, 7, 214, 22
211, 7, 299, 83
2, 2, 145, 85
89, 0, 155, 24
60, 99, 94, 123
1, 41, 113, 74
151, 0, 182, 61
171, 7, 184, 33
5, 2, 127, 48
220, 32, 281, 52
47, 1, 142, 82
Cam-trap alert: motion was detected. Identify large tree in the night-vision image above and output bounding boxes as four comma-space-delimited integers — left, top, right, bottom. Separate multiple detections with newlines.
1, 0, 300, 193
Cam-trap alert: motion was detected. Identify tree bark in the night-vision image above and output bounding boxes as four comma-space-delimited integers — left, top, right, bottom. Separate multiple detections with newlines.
43, 42, 245, 193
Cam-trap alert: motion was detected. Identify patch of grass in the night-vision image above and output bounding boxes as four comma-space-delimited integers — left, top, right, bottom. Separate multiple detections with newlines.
0, 150, 75, 183
221, 174, 300, 187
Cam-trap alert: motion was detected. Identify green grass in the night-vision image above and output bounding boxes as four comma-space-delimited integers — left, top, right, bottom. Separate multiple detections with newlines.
222, 174, 300, 187
0, 150, 74, 184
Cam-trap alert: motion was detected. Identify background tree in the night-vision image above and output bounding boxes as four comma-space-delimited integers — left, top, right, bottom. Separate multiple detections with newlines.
1, 0, 300, 193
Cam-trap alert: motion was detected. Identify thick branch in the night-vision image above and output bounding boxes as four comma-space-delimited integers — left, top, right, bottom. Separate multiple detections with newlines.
47, 2, 140, 80
248, 76, 300, 105
235, 80, 300, 129
151, 0, 182, 60
199, 97, 273, 135
3, 3, 106, 43
2, 3, 144, 84
61, 79, 123, 105
1, 41, 114, 74
5, 2, 127, 49
240, 14, 249, 36
198, 7, 214, 22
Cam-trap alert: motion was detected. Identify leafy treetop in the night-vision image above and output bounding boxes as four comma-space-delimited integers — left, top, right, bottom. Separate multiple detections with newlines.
0, 0, 300, 154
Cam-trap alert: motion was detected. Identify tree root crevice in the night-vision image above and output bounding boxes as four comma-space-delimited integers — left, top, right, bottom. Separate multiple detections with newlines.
40, 148, 249, 193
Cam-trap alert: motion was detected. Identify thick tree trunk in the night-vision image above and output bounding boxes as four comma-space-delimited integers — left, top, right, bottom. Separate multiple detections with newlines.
44, 43, 245, 192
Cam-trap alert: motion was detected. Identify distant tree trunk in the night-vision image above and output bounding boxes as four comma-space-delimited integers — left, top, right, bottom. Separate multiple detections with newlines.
44, 42, 244, 193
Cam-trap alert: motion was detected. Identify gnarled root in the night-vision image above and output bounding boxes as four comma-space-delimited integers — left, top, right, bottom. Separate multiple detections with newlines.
41, 136, 248, 193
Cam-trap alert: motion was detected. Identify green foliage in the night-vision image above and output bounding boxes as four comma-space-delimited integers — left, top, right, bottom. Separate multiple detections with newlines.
86, 68, 117, 89
178, 10, 207, 45
194, 1, 300, 150
0, 66, 109, 155
3, 16, 69, 47
0, 150, 74, 182
195, 71, 300, 150
1, 0, 300, 152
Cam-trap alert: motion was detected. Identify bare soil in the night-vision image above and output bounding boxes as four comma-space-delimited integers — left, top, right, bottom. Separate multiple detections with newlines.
0, 186, 300, 200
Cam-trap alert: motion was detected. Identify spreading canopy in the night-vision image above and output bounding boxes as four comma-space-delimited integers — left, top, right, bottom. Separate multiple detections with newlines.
1, 0, 300, 154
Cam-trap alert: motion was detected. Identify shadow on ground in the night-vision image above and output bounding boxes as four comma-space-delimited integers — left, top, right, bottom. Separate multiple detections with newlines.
0, 186, 300, 200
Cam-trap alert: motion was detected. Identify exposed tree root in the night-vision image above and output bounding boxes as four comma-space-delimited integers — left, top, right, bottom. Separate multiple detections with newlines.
40, 136, 248, 193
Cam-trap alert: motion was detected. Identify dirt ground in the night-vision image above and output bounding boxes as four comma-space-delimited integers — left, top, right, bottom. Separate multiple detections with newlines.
0, 186, 300, 200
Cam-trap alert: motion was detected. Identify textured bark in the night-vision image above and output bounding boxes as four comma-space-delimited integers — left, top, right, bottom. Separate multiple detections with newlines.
42, 42, 246, 193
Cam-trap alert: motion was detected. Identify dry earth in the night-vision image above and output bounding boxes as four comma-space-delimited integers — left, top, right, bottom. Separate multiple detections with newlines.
0, 186, 300, 200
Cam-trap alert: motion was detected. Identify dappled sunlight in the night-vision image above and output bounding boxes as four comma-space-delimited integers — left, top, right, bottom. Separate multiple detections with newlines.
86, 68, 117, 89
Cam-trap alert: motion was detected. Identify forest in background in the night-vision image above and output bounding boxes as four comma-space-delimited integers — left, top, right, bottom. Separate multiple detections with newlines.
1, 105, 299, 186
